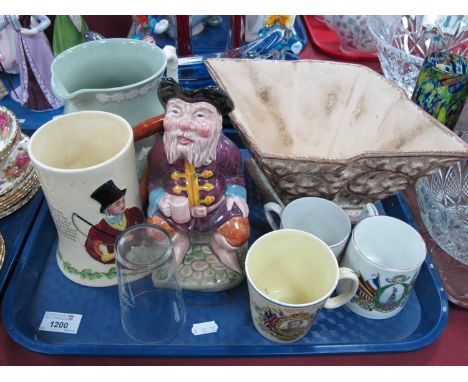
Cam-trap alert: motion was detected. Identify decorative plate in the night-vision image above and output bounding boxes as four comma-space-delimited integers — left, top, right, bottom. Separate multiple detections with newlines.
0, 170, 37, 207
0, 106, 20, 162
0, 134, 32, 196
0, 177, 39, 219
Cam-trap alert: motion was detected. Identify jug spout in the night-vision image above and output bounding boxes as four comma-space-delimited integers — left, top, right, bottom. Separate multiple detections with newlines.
51, 72, 73, 101
50, 39, 177, 124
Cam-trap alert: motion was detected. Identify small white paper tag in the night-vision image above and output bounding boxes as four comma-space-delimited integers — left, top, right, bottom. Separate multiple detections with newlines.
18, 119, 26, 123
39, 311, 82, 334
191, 321, 218, 336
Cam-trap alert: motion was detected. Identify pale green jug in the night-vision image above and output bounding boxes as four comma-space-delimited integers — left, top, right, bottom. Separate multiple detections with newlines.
51, 38, 178, 176
51, 38, 177, 127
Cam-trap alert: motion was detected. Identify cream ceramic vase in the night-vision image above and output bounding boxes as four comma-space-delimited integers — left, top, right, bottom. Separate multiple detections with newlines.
28, 111, 143, 287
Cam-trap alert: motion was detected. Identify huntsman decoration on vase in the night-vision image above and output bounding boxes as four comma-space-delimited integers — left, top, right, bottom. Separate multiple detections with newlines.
66, 179, 144, 280
83, 180, 144, 264
146, 78, 250, 291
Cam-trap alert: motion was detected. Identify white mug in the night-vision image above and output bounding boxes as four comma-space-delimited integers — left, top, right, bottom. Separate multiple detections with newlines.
245, 229, 359, 343
28, 111, 143, 287
338, 215, 426, 319
264, 197, 377, 262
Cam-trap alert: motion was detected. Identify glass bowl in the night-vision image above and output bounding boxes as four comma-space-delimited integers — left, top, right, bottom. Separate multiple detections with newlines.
368, 15, 468, 98
416, 159, 468, 264
416, 158, 468, 307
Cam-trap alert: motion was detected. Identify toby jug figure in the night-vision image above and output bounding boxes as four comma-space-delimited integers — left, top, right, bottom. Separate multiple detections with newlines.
146, 78, 250, 291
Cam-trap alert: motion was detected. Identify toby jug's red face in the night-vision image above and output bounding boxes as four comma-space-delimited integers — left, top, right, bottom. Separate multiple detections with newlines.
162, 98, 222, 167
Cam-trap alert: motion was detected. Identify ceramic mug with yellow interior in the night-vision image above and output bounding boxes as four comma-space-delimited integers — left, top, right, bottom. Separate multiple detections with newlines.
245, 229, 358, 343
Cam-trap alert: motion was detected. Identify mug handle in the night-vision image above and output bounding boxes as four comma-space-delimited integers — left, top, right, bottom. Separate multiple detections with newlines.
358, 202, 379, 220
324, 267, 359, 309
263, 202, 283, 230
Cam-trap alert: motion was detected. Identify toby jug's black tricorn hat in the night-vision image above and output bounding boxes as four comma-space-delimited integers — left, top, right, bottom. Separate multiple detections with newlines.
91, 180, 127, 213
157, 78, 234, 116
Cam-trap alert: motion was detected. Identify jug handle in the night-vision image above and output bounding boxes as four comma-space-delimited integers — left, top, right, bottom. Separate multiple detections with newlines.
134, 113, 165, 203
133, 113, 165, 142
133, 45, 177, 143
163, 45, 178, 82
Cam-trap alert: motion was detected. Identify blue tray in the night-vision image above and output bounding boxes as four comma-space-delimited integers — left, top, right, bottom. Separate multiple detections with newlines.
0, 190, 43, 298
2, 160, 448, 356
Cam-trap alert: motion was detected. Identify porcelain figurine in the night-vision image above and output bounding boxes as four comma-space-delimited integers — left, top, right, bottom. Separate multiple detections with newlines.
0, 18, 19, 73
52, 15, 89, 56
0, 15, 63, 111
146, 78, 250, 291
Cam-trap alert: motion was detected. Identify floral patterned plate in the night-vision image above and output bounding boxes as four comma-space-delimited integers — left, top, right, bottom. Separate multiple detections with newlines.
0, 106, 20, 162
0, 134, 32, 196
0, 169, 37, 207
0, 175, 39, 219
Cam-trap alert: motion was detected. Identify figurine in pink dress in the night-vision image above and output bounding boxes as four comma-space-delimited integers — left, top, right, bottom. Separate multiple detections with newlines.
0, 16, 19, 73
146, 79, 250, 274
0, 15, 63, 111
